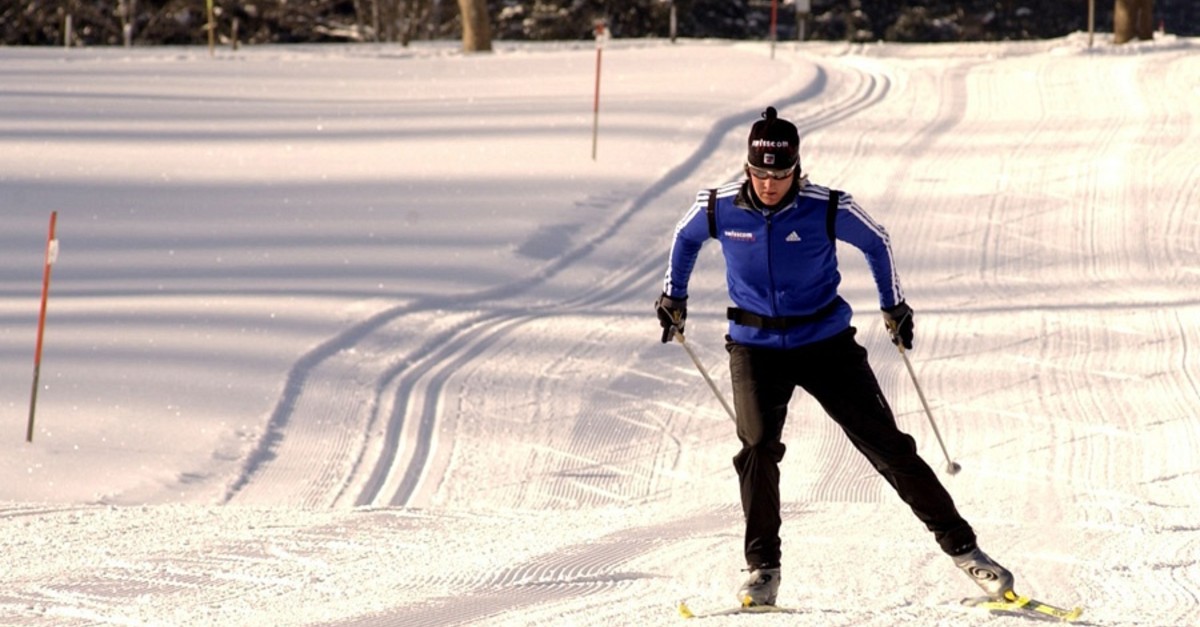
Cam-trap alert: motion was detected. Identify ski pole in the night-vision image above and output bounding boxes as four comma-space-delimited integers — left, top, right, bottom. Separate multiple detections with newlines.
672, 328, 736, 423
889, 331, 961, 475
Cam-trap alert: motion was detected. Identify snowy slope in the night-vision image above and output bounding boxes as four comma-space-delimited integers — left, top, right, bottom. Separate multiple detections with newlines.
1, 34, 1198, 626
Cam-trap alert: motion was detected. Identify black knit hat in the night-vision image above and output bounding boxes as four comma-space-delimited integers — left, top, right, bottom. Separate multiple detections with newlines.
746, 107, 799, 170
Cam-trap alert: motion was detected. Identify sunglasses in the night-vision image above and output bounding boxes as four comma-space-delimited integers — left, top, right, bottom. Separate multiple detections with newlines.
746, 163, 796, 180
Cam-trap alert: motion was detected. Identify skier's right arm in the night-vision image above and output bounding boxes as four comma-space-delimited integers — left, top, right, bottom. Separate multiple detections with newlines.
656, 192, 712, 343
661, 191, 714, 299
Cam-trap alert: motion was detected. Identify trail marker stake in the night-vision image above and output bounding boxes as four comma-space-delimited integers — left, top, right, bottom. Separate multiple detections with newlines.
27, 212, 59, 443
769, 0, 778, 59
591, 21, 608, 160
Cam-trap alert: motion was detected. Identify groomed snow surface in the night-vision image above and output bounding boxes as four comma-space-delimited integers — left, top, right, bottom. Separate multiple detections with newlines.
2, 33, 1198, 626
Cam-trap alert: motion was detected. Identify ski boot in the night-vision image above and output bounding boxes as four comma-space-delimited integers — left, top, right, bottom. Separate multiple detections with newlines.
953, 547, 1014, 600
737, 565, 780, 607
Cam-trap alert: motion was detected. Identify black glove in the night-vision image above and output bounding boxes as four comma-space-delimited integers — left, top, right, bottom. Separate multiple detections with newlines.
655, 293, 687, 343
882, 301, 914, 350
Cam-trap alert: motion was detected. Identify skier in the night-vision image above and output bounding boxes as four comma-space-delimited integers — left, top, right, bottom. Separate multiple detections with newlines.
655, 107, 1013, 607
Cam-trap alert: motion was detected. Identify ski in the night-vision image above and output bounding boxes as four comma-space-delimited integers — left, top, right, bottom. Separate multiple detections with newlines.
678, 601, 801, 619
962, 590, 1083, 622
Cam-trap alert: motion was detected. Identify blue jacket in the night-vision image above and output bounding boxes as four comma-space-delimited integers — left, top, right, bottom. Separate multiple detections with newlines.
662, 178, 903, 349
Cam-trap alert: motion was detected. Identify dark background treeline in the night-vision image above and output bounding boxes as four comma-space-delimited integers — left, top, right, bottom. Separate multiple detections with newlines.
3, 0, 1196, 47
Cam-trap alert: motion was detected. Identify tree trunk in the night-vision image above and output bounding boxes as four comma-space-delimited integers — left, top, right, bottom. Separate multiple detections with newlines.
1114, 0, 1154, 43
457, 0, 491, 52
1135, 0, 1155, 39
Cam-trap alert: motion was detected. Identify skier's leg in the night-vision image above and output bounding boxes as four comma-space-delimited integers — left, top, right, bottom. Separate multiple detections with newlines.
799, 329, 977, 555
727, 341, 793, 569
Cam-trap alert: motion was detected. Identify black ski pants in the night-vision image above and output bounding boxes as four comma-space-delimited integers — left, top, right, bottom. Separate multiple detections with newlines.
727, 327, 977, 569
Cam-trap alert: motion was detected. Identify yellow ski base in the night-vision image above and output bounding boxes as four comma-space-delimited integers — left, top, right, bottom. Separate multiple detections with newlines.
963, 590, 1083, 622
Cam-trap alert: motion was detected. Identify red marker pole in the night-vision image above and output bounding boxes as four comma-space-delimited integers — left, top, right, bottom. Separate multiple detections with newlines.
591, 22, 608, 161
27, 211, 59, 443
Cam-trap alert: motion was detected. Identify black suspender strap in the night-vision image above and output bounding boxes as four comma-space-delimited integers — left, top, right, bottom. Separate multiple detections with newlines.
826, 189, 840, 243
706, 188, 718, 239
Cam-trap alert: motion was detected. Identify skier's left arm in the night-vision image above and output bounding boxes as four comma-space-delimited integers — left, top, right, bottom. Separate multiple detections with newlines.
834, 192, 905, 309
834, 193, 914, 348
840, 190, 912, 345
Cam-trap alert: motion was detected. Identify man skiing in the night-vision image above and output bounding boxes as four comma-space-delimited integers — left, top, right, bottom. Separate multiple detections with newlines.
655, 106, 1013, 607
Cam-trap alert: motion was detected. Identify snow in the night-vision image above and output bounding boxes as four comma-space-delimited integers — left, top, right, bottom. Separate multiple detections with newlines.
2, 32, 1199, 625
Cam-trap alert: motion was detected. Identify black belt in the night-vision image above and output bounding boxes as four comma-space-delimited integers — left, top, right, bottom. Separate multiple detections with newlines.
727, 298, 843, 330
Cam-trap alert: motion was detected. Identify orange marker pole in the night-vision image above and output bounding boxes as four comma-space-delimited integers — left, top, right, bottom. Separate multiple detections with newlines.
27, 211, 59, 443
